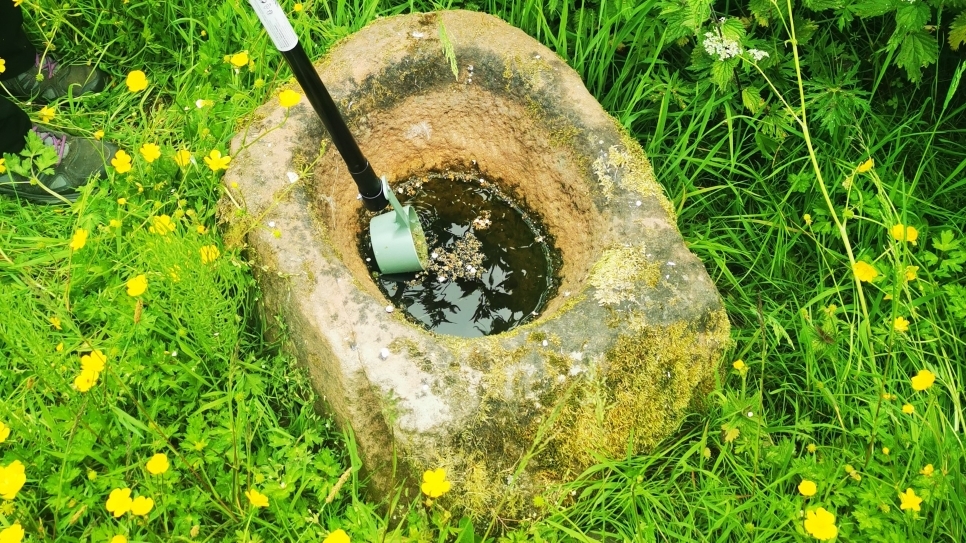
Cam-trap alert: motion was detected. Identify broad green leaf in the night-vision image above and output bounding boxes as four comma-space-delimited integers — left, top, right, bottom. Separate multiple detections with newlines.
710, 60, 736, 89
896, 29, 940, 82
933, 230, 960, 252
741, 87, 766, 114
950, 10, 966, 50
895, 2, 931, 32
853, 0, 895, 18
719, 17, 747, 42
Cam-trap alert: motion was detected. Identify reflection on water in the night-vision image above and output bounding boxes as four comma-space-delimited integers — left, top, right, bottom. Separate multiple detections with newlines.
360, 173, 557, 337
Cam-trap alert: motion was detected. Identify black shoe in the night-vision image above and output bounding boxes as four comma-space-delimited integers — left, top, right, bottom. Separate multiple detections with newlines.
2, 54, 106, 102
0, 127, 119, 204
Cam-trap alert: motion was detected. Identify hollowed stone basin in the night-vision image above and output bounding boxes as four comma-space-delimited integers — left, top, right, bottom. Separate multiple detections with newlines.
225, 10, 730, 518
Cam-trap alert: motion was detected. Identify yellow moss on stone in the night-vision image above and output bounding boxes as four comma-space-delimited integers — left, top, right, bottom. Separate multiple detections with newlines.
558, 312, 729, 467
587, 245, 661, 306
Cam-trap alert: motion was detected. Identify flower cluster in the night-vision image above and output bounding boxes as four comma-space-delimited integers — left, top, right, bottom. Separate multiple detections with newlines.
703, 32, 741, 61
796, 369, 936, 539
74, 350, 107, 393
106, 487, 154, 517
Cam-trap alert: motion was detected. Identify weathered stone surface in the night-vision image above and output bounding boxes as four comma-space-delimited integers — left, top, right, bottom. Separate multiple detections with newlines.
225, 10, 730, 519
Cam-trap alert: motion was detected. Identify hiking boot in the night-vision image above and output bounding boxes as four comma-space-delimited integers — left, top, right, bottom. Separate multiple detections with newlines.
2, 54, 106, 102
0, 126, 119, 204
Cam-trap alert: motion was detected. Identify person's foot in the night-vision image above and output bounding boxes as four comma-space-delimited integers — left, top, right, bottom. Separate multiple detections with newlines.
2, 54, 106, 102
0, 126, 119, 204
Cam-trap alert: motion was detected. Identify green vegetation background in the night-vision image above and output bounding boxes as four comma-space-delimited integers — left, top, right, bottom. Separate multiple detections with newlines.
1, 0, 964, 541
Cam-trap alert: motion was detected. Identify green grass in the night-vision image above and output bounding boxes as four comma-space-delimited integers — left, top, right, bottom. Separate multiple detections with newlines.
2, 0, 965, 541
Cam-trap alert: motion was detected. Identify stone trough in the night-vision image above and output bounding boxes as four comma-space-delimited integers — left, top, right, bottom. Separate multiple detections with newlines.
224, 10, 730, 519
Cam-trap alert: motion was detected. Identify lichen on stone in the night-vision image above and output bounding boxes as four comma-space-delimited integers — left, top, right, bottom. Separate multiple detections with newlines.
587, 245, 661, 306
558, 313, 729, 467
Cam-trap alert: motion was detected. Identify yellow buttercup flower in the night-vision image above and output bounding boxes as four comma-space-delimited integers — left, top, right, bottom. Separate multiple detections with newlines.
420, 467, 451, 498
279, 89, 302, 108
806, 443, 817, 453
203, 149, 231, 171
0, 460, 26, 501
852, 261, 878, 283
93, 130, 105, 141
106, 488, 133, 517
39, 105, 56, 123
0, 421, 9, 443
0, 158, 5, 174
69, 228, 88, 251
322, 529, 350, 543
50, 315, 62, 330
0, 58, 5, 74
803, 507, 837, 540
911, 369, 935, 391
81, 350, 106, 372
920, 464, 934, 477
200, 244, 220, 264
140, 143, 162, 163
111, 150, 133, 174
0, 523, 25, 543
126, 275, 148, 297
74, 369, 99, 392
893, 316, 910, 333
228, 51, 249, 67
126, 70, 148, 92
732, 359, 746, 371
245, 488, 269, 508
857, 158, 874, 173
898, 487, 922, 512
904, 266, 918, 282
798, 479, 817, 497
149, 215, 176, 236
890, 224, 919, 244
803, 213, 812, 226
146, 453, 169, 475
293, 3, 304, 12
110, 536, 128, 543
174, 149, 192, 168
902, 403, 914, 414
130, 495, 154, 516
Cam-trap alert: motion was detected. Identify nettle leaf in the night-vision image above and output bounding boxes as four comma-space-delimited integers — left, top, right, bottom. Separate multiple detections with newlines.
749, 0, 779, 26
804, 0, 845, 10
950, 10, 966, 50
853, 0, 896, 18
895, 2, 931, 32
896, 29, 940, 82
710, 59, 736, 89
719, 17, 747, 41
741, 86, 766, 114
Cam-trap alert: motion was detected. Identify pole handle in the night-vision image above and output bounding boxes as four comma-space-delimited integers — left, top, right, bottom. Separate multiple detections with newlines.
247, 0, 389, 211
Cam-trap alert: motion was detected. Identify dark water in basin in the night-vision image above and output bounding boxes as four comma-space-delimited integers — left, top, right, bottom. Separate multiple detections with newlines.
360, 173, 558, 337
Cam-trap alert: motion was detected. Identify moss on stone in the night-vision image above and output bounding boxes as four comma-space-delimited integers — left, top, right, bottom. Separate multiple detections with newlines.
587, 245, 662, 306
557, 312, 729, 467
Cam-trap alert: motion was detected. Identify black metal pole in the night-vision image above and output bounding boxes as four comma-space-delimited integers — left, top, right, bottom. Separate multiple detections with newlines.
280, 44, 388, 211
247, 0, 388, 212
